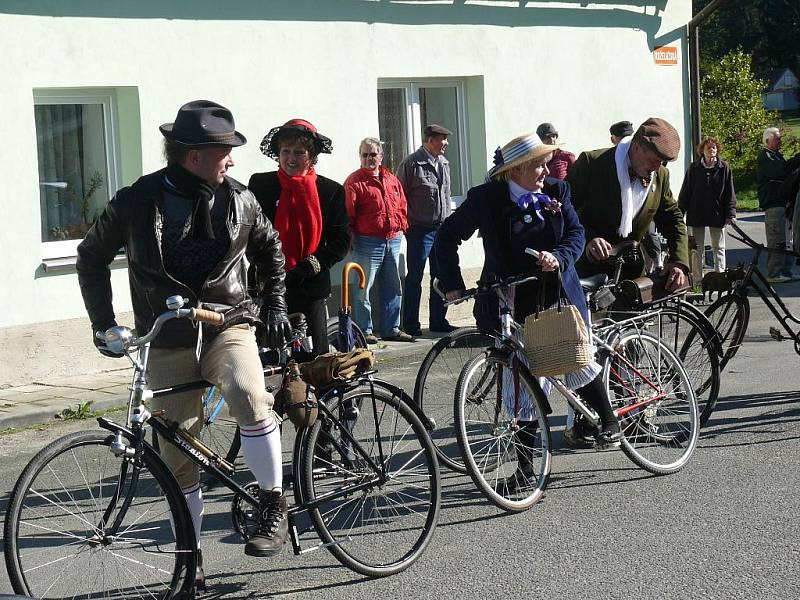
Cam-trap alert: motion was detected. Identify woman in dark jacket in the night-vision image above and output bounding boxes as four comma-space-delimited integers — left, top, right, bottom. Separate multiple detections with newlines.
435, 132, 622, 451
678, 137, 736, 272
249, 119, 351, 356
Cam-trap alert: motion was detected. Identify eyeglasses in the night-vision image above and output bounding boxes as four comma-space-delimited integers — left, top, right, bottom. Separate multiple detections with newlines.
361, 152, 380, 158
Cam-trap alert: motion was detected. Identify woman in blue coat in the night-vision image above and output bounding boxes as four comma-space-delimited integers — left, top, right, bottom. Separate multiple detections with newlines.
435, 132, 621, 446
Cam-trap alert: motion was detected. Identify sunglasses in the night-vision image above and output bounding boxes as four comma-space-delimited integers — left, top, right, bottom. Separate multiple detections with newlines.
361, 152, 380, 158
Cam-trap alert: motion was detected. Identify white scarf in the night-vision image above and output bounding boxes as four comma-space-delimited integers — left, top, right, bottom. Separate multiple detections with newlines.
614, 136, 651, 237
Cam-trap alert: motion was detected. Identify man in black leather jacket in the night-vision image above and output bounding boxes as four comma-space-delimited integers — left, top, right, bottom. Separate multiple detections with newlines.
76, 101, 291, 587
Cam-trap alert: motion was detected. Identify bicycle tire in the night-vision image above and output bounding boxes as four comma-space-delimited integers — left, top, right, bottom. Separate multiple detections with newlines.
200, 386, 241, 464
413, 327, 500, 473
454, 352, 552, 512
656, 306, 721, 427
4, 430, 195, 599
300, 382, 441, 578
704, 293, 750, 369
326, 318, 368, 352
604, 332, 699, 475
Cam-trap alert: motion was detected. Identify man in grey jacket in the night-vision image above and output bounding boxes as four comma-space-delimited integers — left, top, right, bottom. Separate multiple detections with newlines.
396, 124, 454, 335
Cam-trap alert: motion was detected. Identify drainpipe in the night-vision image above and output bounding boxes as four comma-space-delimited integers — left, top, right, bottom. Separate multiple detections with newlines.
688, 0, 736, 151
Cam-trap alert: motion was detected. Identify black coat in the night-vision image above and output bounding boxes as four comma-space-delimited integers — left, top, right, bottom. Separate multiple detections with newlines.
248, 171, 351, 300
435, 177, 588, 331
76, 170, 286, 348
678, 158, 736, 228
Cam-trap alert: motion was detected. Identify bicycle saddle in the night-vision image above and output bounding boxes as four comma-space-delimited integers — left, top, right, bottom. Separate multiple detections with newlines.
579, 273, 609, 293
608, 240, 639, 257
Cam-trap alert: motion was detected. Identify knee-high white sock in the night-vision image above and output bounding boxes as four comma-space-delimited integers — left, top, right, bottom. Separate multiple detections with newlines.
239, 418, 283, 492
566, 404, 576, 428
182, 483, 204, 549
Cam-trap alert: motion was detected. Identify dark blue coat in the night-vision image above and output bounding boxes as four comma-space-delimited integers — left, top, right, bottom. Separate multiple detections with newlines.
434, 177, 588, 331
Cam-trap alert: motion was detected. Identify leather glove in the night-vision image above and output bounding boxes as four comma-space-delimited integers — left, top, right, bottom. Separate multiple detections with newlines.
92, 321, 125, 358
285, 256, 321, 289
259, 306, 292, 350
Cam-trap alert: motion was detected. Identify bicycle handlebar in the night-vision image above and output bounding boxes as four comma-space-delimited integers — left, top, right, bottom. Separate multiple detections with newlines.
728, 220, 800, 258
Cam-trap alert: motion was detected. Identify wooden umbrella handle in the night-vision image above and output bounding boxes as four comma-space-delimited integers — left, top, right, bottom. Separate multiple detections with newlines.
341, 262, 366, 309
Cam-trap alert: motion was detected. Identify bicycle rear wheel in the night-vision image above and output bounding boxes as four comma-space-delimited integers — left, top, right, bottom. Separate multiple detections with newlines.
4, 430, 195, 599
704, 293, 749, 369
454, 352, 552, 512
413, 327, 499, 473
300, 382, 441, 578
604, 332, 699, 475
200, 385, 241, 463
656, 306, 721, 426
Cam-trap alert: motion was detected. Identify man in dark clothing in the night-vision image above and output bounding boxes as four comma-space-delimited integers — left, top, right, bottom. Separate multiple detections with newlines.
756, 126, 800, 281
76, 101, 292, 588
396, 123, 454, 335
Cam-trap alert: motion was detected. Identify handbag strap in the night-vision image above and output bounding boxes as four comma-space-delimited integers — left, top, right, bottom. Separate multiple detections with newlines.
536, 266, 568, 316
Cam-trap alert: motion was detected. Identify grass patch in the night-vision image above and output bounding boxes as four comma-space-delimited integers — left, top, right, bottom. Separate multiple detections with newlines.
734, 169, 760, 211
780, 109, 800, 136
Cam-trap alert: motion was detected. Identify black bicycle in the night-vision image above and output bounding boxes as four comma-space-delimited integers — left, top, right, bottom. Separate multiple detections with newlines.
703, 220, 800, 368
4, 297, 440, 599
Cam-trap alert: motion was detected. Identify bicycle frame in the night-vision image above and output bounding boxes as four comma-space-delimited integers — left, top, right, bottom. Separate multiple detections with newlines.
727, 224, 800, 353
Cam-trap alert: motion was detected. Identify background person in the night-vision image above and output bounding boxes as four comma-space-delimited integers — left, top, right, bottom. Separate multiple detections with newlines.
344, 137, 413, 343
536, 122, 575, 180
249, 119, 351, 355
678, 137, 737, 273
76, 101, 293, 584
435, 132, 622, 454
396, 124, 455, 336
756, 127, 800, 283
609, 120, 634, 146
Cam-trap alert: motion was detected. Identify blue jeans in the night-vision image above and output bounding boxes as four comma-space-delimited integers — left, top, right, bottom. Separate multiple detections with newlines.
402, 226, 449, 331
352, 234, 403, 337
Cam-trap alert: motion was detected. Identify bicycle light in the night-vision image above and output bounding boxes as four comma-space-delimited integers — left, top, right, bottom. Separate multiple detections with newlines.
104, 326, 134, 354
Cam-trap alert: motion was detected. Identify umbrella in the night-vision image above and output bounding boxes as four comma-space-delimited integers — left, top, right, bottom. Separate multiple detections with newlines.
338, 262, 366, 352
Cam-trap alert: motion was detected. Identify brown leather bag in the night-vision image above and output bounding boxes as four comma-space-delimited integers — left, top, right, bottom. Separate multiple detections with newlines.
274, 360, 317, 428
299, 349, 376, 389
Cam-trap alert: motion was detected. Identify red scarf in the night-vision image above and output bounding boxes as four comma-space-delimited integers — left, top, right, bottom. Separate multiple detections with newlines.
274, 167, 323, 270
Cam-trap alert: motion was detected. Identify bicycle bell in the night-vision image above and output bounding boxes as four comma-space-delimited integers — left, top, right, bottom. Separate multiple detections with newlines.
166, 295, 187, 310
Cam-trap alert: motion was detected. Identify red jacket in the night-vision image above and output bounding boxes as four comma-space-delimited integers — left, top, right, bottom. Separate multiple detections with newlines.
344, 166, 408, 239
546, 149, 576, 181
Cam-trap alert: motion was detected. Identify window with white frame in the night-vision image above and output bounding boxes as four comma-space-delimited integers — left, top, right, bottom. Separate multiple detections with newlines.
377, 79, 468, 202
34, 89, 120, 259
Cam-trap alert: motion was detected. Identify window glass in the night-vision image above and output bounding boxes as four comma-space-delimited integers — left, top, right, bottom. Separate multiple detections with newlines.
419, 86, 462, 197
377, 87, 409, 173
35, 103, 111, 243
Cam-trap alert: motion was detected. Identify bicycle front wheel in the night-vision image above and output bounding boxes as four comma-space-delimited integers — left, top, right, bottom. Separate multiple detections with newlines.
454, 352, 552, 512
604, 332, 699, 475
413, 327, 499, 473
301, 382, 441, 578
657, 306, 721, 426
704, 293, 749, 369
4, 430, 195, 599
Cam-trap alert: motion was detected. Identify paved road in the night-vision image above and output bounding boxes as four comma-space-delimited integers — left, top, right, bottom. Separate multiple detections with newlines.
2, 213, 800, 599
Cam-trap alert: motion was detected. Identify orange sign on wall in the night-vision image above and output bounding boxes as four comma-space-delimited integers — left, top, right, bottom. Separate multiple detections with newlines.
653, 46, 678, 65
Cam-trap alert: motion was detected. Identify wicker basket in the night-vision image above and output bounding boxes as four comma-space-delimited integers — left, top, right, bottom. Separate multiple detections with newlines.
523, 304, 593, 377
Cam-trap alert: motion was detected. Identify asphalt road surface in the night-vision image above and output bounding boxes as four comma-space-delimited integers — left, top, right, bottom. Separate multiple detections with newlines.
1, 214, 799, 599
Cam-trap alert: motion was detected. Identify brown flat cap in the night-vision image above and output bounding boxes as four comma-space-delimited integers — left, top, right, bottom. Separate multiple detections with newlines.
424, 123, 452, 138
633, 117, 680, 161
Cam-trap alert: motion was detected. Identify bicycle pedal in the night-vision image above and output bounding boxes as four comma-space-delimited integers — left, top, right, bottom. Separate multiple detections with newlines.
594, 439, 621, 451
769, 326, 785, 341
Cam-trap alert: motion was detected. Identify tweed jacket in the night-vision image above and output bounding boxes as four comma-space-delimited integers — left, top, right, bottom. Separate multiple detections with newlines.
566, 146, 689, 277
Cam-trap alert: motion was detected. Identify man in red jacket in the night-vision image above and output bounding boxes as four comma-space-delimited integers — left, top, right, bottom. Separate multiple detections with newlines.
344, 137, 415, 343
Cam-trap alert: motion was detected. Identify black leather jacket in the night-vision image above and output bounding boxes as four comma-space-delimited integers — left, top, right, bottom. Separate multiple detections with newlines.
77, 169, 286, 348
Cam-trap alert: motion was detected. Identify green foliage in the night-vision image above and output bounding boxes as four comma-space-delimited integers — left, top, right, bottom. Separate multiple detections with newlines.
700, 50, 778, 172
55, 401, 95, 421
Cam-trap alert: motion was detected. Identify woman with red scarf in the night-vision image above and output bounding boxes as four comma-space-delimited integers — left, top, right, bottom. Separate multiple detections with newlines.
249, 119, 351, 357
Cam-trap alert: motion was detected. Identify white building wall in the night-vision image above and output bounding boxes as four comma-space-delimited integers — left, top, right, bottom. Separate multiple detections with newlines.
0, 1, 691, 383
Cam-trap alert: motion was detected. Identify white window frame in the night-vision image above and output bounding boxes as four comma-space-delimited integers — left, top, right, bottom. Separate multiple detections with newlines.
34, 88, 121, 260
378, 78, 470, 204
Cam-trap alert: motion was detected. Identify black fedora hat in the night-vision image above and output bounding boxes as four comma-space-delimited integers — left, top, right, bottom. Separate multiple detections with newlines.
160, 100, 246, 147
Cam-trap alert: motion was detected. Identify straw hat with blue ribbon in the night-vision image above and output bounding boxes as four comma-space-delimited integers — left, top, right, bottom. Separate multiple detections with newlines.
487, 133, 560, 180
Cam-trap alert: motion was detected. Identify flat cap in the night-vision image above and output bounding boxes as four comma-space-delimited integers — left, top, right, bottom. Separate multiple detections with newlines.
633, 117, 680, 162
424, 123, 452, 137
536, 122, 558, 138
609, 120, 634, 138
